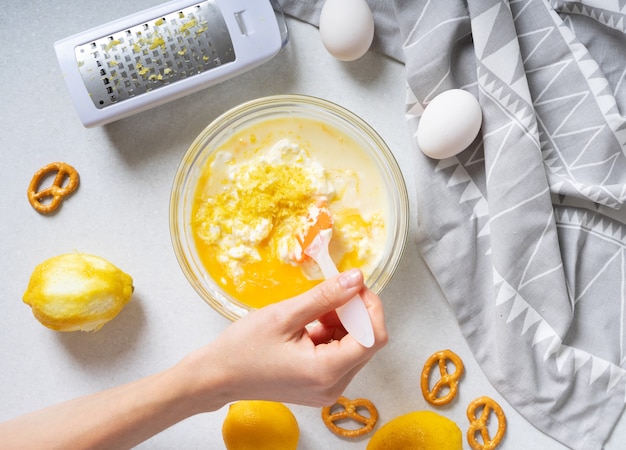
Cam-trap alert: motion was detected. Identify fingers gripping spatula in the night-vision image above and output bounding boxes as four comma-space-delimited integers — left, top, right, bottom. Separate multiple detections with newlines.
296, 204, 375, 348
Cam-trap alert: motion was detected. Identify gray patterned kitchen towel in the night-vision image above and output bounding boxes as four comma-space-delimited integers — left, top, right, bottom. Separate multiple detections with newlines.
282, 1, 626, 448
400, 1, 626, 448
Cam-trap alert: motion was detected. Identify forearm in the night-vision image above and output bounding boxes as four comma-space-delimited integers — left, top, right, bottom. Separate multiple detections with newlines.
0, 271, 386, 449
0, 357, 225, 450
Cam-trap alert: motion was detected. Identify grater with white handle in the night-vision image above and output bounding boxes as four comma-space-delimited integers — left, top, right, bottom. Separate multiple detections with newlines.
54, 0, 289, 128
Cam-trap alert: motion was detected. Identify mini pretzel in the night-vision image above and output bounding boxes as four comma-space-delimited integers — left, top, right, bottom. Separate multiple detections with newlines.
321, 395, 378, 438
466, 396, 506, 450
420, 349, 464, 405
27, 162, 79, 214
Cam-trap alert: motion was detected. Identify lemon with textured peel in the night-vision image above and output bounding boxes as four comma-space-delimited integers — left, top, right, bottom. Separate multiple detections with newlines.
367, 410, 462, 450
222, 400, 299, 450
23, 253, 133, 332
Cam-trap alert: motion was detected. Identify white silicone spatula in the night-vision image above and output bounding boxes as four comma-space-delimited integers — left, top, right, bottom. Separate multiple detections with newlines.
296, 204, 375, 348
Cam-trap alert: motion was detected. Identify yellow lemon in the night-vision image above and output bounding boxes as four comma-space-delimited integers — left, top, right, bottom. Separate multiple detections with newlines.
23, 253, 133, 332
367, 410, 462, 450
222, 400, 299, 450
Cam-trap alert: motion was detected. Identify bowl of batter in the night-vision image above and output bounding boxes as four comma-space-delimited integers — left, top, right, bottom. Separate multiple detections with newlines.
170, 95, 409, 320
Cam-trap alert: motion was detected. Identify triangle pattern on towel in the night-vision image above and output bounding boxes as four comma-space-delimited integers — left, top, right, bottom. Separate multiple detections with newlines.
493, 267, 626, 394
555, 0, 626, 31
549, 7, 626, 149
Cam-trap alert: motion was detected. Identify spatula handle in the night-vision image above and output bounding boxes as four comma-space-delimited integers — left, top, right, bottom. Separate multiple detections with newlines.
309, 232, 375, 348
336, 295, 375, 348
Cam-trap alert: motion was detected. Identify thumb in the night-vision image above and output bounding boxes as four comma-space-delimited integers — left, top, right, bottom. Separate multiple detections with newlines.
280, 269, 365, 329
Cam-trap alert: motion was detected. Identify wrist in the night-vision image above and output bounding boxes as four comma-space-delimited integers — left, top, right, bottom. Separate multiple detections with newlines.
168, 345, 233, 415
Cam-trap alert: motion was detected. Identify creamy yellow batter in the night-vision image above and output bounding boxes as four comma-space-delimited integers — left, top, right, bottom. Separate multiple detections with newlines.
191, 116, 387, 308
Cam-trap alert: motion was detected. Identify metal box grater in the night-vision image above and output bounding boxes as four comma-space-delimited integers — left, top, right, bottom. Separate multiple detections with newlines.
55, 0, 288, 128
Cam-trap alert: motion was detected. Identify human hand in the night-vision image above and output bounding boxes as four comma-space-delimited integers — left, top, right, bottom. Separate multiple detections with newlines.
179, 268, 388, 411
0, 269, 386, 449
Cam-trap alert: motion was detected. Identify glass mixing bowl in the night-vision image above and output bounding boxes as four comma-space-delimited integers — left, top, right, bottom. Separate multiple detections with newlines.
170, 94, 409, 321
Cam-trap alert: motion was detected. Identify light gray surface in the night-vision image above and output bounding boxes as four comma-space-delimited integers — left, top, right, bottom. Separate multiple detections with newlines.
0, 1, 623, 448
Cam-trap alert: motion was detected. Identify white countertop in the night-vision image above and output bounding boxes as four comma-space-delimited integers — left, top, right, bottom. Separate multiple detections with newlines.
1, 1, 623, 448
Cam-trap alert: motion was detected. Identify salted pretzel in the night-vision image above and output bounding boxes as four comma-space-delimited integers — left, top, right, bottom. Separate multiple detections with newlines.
321, 395, 378, 438
27, 162, 79, 214
420, 349, 464, 405
466, 396, 507, 450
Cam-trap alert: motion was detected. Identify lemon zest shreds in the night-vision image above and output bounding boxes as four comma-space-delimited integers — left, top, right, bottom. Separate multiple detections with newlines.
196, 163, 315, 245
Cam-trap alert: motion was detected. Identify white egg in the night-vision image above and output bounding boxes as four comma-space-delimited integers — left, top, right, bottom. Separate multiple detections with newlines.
416, 89, 483, 159
319, 0, 375, 61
